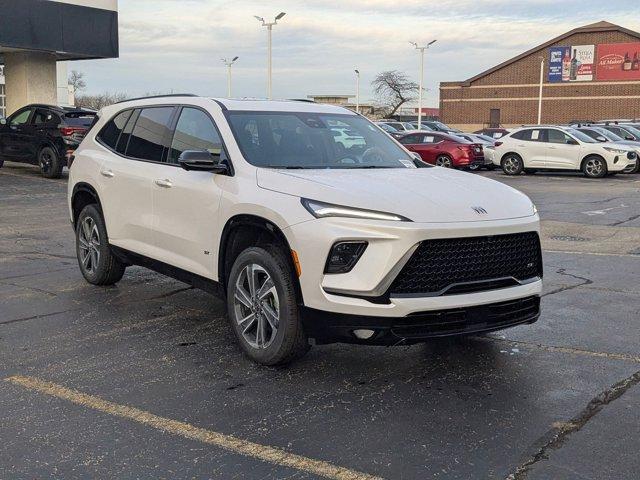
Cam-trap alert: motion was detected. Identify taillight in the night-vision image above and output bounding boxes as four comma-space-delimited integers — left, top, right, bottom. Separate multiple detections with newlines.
59, 126, 86, 136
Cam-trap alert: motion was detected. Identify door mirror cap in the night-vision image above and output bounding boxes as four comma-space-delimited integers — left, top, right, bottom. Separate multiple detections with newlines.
567, 138, 579, 145
625, 135, 635, 141
178, 150, 228, 173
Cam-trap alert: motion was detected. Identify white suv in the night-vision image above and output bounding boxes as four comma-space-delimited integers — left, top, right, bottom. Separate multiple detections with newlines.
68, 95, 542, 365
494, 126, 637, 178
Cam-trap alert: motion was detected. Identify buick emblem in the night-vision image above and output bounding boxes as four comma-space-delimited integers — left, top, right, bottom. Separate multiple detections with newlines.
472, 206, 488, 215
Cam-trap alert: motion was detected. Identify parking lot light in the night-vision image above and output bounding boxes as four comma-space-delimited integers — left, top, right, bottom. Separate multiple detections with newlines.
254, 12, 286, 99
537, 56, 544, 125
410, 39, 437, 129
354, 69, 360, 113
221, 56, 239, 98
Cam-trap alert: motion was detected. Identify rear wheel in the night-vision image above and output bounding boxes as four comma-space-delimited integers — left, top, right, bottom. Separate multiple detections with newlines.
76, 204, 126, 285
435, 155, 453, 168
582, 156, 607, 178
501, 153, 524, 175
38, 146, 63, 179
227, 246, 309, 366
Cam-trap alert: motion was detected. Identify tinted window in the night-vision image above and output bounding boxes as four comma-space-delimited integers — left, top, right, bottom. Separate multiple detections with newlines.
399, 134, 422, 144
98, 110, 132, 149
125, 107, 174, 162
512, 129, 542, 141
33, 109, 58, 125
9, 109, 32, 126
63, 113, 96, 127
169, 108, 222, 164
547, 129, 573, 144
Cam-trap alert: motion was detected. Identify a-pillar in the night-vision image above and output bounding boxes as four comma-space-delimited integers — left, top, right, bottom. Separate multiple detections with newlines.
4, 51, 57, 115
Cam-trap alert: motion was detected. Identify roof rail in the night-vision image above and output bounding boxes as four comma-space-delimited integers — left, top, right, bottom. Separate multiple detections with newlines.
114, 93, 199, 104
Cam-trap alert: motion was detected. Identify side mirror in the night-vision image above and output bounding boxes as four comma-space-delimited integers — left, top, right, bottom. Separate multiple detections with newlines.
567, 139, 579, 145
625, 135, 635, 141
0, 117, 6, 126
178, 150, 228, 173
411, 153, 428, 168
596, 136, 607, 142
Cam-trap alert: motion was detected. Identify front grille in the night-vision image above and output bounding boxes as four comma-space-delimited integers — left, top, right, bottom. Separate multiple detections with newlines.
391, 296, 540, 338
389, 232, 542, 296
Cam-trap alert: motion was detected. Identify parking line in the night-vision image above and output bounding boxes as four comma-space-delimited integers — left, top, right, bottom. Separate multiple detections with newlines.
5, 375, 382, 480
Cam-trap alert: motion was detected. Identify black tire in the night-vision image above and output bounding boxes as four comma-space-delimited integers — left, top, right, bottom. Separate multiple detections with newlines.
76, 204, 126, 285
435, 155, 453, 168
38, 146, 63, 179
485, 164, 496, 171
581, 155, 607, 178
524, 168, 537, 174
0, 157, 4, 169
226, 246, 310, 366
624, 161, 639, 174
501, 153, 524, 175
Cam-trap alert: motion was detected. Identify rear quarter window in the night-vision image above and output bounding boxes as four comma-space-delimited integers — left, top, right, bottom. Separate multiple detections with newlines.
63, 113, 97, 128
96, 110, 133, 150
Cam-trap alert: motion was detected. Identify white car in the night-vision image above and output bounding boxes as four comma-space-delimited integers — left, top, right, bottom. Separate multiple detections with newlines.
493, 126, 637, 178
68, 95, 542, 365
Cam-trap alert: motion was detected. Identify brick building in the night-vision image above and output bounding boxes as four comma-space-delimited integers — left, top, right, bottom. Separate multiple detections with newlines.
440, 21, 640, 130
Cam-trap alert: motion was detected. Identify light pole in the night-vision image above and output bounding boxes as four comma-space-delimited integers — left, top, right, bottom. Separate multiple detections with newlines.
222, 56, 239, 98
410, 39, 437, 129
537, 56, 545, 125
354, 69, 360, 114
254, 12, 286, 100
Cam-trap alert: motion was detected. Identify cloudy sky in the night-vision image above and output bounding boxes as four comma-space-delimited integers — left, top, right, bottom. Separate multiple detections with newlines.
78, 0, 640, 106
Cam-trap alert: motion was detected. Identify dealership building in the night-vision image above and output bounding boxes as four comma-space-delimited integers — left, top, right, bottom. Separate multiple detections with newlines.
440, 21, 640, 130
0, 0, 118, 116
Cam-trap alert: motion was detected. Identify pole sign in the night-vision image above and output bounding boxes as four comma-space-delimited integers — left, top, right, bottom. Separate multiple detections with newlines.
548, 45, 594, 82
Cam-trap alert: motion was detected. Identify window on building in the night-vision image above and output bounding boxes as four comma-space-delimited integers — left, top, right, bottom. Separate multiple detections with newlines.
125, 107, 175, 162
168, 108, 222, 164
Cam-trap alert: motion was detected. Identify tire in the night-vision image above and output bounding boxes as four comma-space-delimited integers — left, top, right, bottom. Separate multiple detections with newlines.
524, 168, 537, 174
0, 157, 4, 169
76, 204, 126, 285
226, 245, 310, 366
435, 155, 453, 168
501, 153, 524, 175
623, 161, 639, 174
485, 164, 496, 171
38, 146, 63, 179
581, 155, 607, 178
468, 164, 480, 171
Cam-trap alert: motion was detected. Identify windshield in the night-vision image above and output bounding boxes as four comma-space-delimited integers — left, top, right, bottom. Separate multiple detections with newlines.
227, 112, 416, 169
593, 127, 623, 141
621, 125, 640, 137
566, 128, 597, 143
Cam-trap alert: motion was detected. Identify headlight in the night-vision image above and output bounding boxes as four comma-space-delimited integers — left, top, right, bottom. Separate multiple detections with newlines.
301, 198, 411, 222
603, 147, 629, 154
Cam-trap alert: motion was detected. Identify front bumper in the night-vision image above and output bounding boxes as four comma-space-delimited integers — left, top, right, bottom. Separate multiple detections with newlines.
302, 295, 540, 345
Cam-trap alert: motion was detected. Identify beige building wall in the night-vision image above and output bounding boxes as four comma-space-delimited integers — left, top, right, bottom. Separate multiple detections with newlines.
4, 51, 57, 115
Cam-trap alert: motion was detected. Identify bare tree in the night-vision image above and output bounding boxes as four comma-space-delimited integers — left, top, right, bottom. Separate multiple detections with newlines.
371, 70, 419, 117
68, 70, 87, 92
75, 92, 129, 110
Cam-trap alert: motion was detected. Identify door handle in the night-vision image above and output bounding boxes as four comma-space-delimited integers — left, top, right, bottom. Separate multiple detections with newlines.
100, 169, 115, 178
154, 178, 173, 188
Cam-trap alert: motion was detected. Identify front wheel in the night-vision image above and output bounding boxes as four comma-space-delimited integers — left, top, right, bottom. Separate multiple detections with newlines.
435, 155, 453, 168
501, 154, 524, 175
226, 246, 310, 366
582, 156, 607, 178
76, 204, 126, 285
38, 146, 63, 179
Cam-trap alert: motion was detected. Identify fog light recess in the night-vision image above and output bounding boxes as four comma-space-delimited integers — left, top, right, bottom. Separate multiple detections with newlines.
353, 329, 376, 340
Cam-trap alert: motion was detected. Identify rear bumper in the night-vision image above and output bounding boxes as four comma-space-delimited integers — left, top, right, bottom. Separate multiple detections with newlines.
301, 295, 541, 345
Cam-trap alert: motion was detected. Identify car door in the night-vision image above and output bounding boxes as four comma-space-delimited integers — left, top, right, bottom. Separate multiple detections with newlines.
512, 128, 547, 167
0, 107, 34, 159
97, 107, 174, 258
545, 128, 580, 169
33, 108, 60, 157
151, 106, 225, 278
400, 133, 434, 163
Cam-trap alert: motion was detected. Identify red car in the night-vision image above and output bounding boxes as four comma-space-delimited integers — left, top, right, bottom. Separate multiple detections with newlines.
398, 131, 484, 168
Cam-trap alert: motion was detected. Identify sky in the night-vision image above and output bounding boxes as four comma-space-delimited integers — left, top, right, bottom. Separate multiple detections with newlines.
77, 0, 640, 107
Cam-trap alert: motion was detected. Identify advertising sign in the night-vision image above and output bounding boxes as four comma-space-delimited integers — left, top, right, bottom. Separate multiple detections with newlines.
548, 45, 594, 82
596, 42, 640, 80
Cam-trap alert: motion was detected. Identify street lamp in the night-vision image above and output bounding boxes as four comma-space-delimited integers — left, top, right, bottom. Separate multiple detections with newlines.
222, 56, 239, 98
537, 56, 545, 125
254, 12, 286, 100
354, 69, 360, 114
410, 39, 437, 129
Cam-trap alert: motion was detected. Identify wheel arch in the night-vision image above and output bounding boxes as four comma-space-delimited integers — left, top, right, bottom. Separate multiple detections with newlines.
71, 182, 103, 227
580, 153, 606, 170
218, 214, 304, 304
501, 151, 522, 163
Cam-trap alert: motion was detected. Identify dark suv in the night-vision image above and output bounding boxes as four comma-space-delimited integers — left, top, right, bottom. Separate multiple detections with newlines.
0, 104, 96, 178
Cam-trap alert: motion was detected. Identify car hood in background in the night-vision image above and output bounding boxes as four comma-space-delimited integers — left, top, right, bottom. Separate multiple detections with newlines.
257, 167, 535, 223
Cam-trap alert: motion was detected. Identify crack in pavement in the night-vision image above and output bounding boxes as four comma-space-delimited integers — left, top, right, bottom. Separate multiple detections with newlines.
506, 369, 640, 479
611, 213, 640, 227
542, 268, 593, 297
0, 308, 80, 326
0, 250, 76, 260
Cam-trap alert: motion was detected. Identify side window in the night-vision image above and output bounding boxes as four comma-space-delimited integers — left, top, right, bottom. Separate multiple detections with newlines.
116, 109, 139, 154
9, 109, 32, 126
125, 107, 175, 162
33, 109, 60, 126
607, 126, 624, 137
513, 129, 542, 142
425, 135, 440, 143
547, 129, 572, 144
169, 108, 222, 164
97, 110, 132, 150
399, 134, 420, 144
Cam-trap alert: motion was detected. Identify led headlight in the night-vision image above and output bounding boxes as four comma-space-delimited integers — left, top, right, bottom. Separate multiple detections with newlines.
603, 147, 629, 154
301, 198, 411, 222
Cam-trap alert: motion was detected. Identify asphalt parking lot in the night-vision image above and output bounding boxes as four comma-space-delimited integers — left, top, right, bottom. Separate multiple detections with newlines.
1, 162, 639, 480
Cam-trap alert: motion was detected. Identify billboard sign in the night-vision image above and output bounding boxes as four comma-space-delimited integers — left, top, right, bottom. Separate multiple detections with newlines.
596, 42, 640, 80
548, 45, 594, 82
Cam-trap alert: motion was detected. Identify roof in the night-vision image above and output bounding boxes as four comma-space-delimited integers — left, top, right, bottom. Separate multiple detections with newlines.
24, 104, 96, 114
448, 21, 640, 86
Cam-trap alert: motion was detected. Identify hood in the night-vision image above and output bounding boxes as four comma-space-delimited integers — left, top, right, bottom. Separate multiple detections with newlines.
608, 141, 640, 150
257, 167, 535, 223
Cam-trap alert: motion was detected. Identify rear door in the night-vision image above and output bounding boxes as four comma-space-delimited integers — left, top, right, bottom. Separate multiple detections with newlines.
512, 128, 546, 167
0, 107, 34, 159
151, 106, 225, 278
545, 128, 580, 169
399, 133, 436, 163
33, 108, 62, 156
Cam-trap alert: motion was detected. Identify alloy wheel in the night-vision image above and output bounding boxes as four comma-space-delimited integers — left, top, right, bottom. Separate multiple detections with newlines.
39, 151, 53, 174
78, 217, 100, 274
233, 263, 279, 349
585, 158, 604, 177
436, 156, 452, 168
503, 156, 520, 174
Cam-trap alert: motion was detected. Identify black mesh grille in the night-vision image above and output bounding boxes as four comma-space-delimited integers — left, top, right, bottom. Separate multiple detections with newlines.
389, 232, 542, 296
